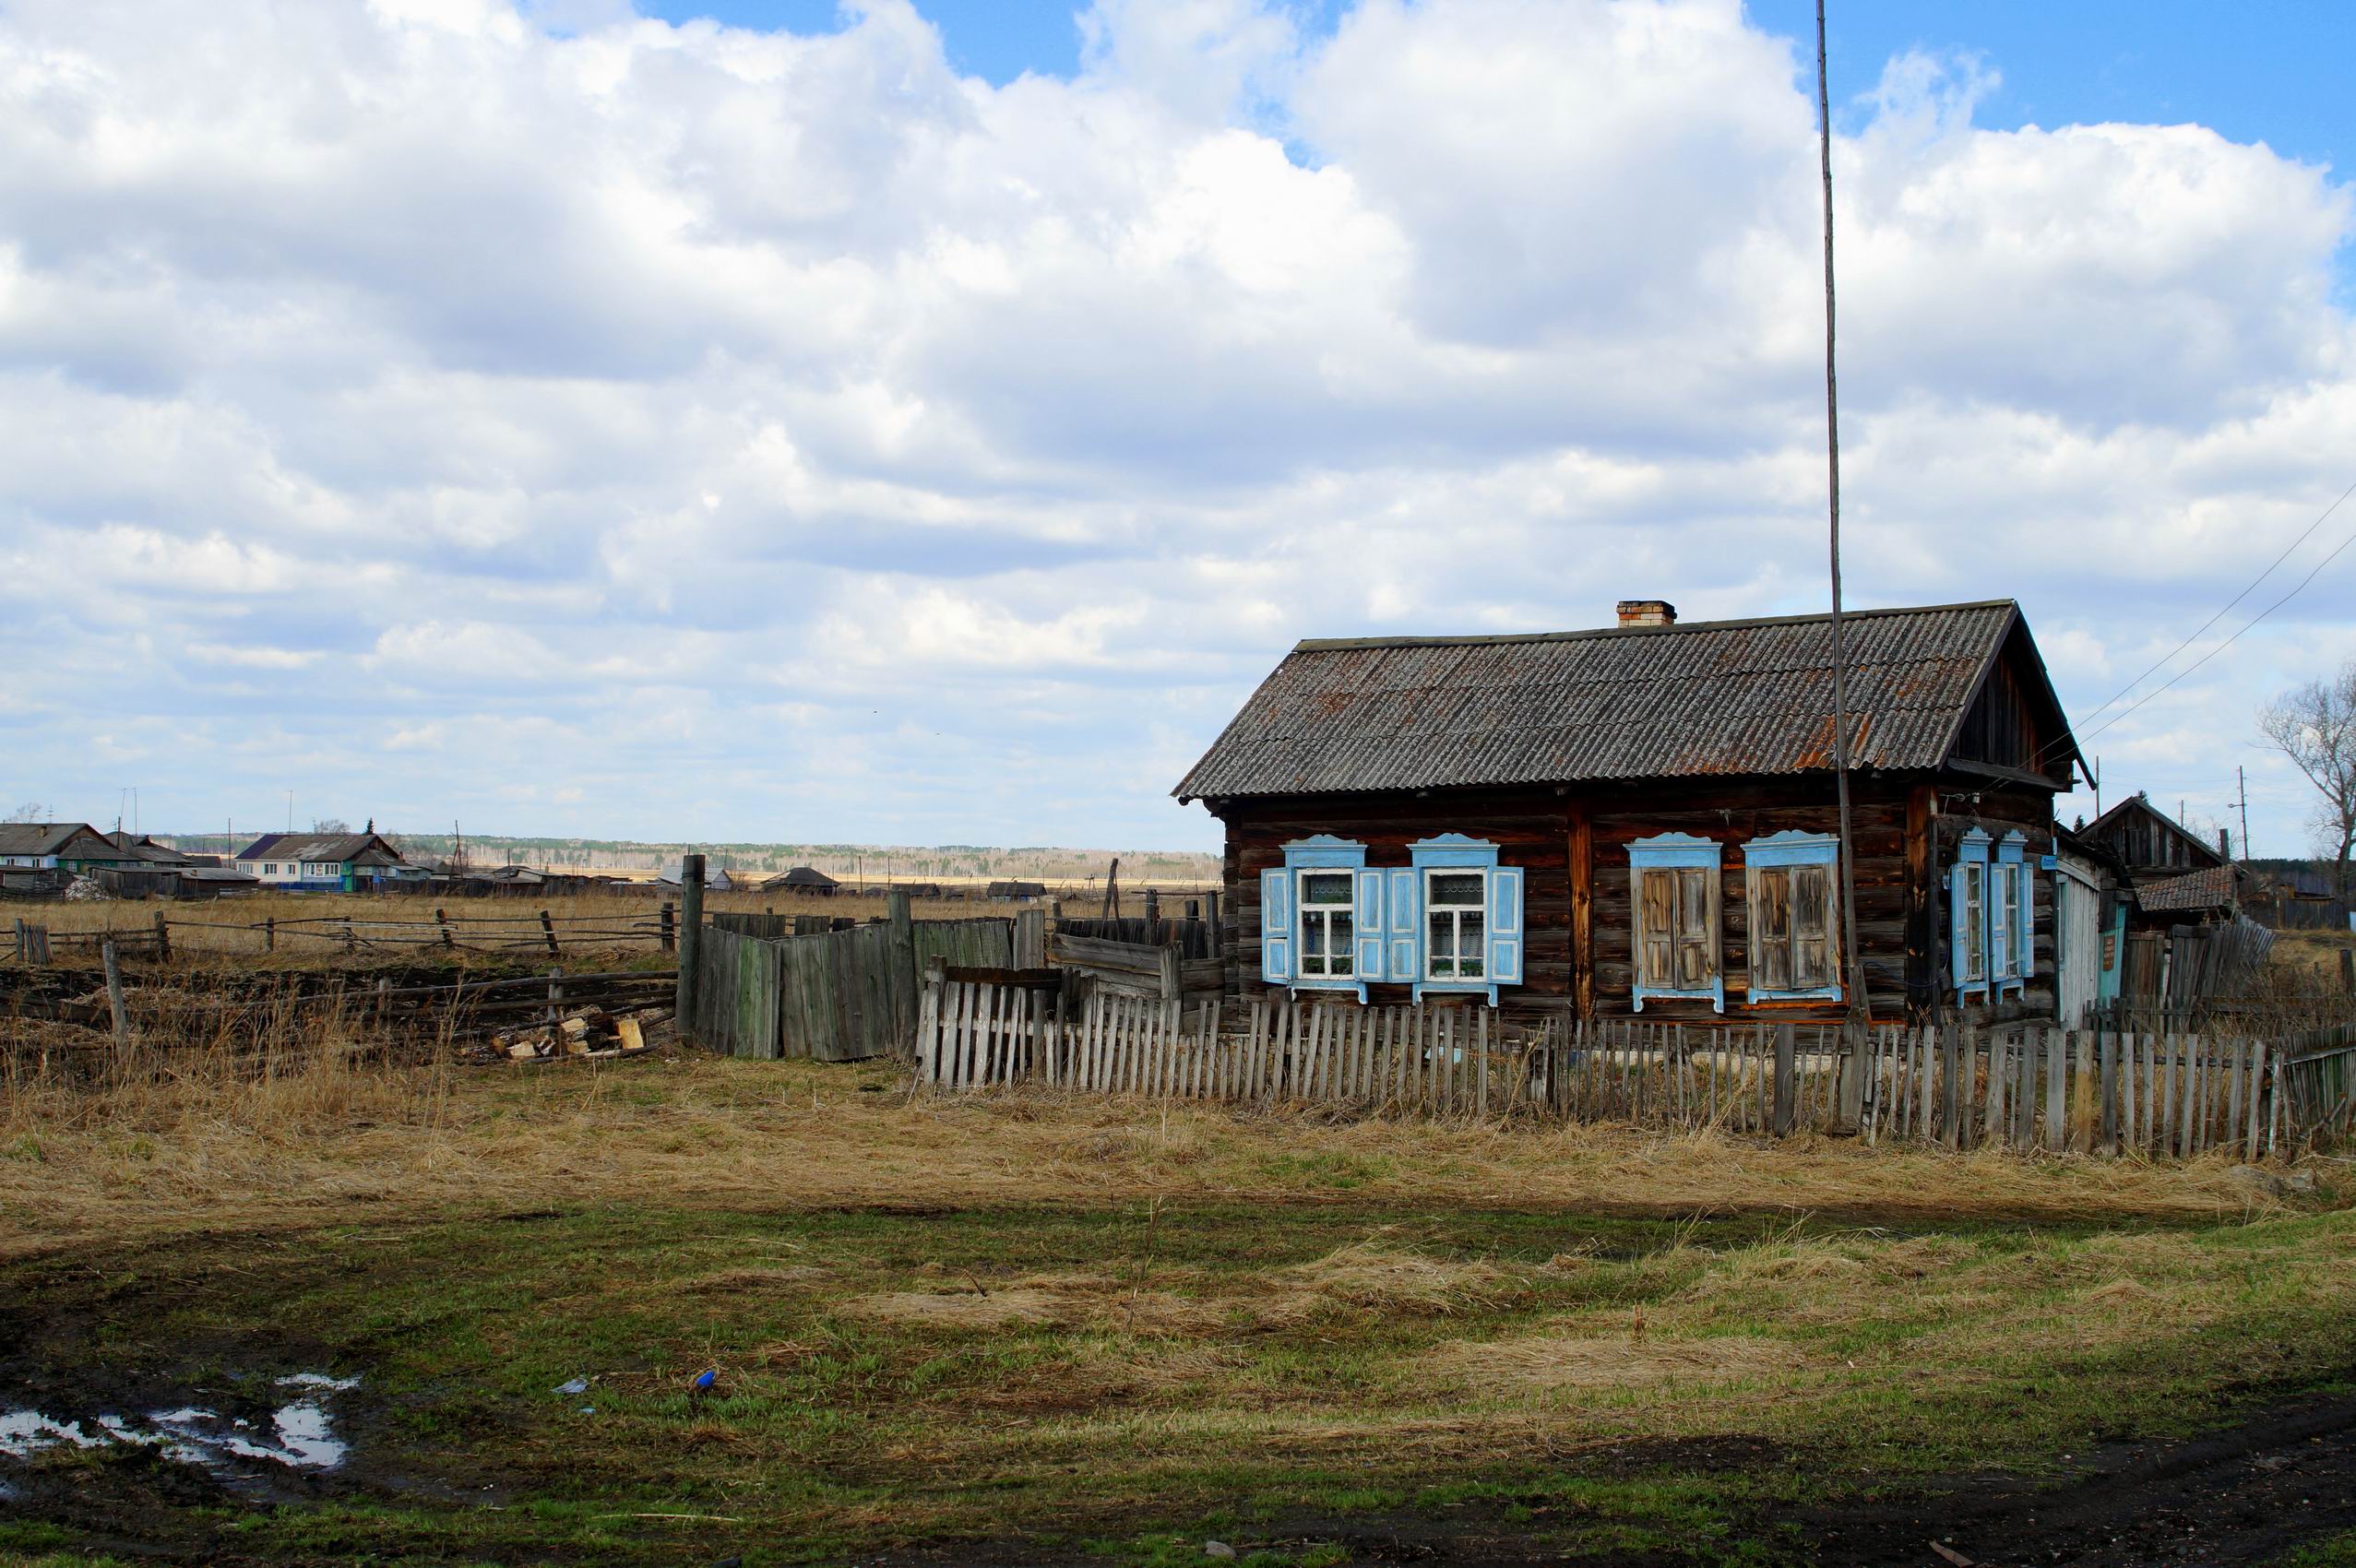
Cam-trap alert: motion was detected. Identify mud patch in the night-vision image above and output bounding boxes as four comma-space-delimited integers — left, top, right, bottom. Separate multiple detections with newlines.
1, 1372, 359, 1487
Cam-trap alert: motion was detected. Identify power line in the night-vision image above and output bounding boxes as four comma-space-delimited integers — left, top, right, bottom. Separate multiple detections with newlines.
2065, 478, 2355, 742
2038, 476, 2356, 767
2071, 509, 2356, 748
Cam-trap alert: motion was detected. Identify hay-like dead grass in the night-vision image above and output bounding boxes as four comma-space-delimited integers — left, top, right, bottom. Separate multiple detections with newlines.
0, 1050, 2328, 1258
1272, 1241, 1509, 1316
850, 1288, 1070, 1330
1430, 1330, 1801, 1394
680, 1265, 828, 1294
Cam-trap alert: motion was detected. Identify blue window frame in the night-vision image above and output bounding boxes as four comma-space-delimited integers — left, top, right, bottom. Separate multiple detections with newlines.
1948, 828, 2035, 1004
1743, 831, 1842, 1002
1263, 834, 1524, 1004
1949, 828, 1992, 1004
1993, 832, 2030, 998
1630, 832, 1723, 1012
1405, 834, 1522, 1004
1260, 836, 1384, 1000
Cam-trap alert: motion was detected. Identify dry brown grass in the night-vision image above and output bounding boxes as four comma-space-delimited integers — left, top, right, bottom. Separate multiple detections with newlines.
21, 886, 1042, 965
0, 1030, 2330, 1258
1428, 1331, 1802, 1393
1274, 1241, 1508, 1315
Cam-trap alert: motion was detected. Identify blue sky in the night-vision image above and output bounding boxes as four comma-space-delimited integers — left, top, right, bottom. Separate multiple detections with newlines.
3, 0, 2352, 856
636, 1, 2351, 172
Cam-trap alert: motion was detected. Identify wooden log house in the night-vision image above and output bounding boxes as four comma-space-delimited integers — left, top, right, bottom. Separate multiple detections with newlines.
1173, 599, 2088, 1028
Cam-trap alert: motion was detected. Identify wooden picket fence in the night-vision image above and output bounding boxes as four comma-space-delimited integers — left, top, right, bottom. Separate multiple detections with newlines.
913, 980, 2356, 1158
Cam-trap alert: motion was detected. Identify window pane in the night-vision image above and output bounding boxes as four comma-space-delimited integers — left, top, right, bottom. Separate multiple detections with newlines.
1428, 910, 1455, 962
1303, 916, 1327, 959
1430, 872, 1483, 908
1303, 872, 1351, 908
1460, 909, 1483, 955
1332, 911, 1352, 955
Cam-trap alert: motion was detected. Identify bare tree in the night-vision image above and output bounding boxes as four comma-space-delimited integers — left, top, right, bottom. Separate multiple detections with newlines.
311, 816, 353, 835
7, 801, 47, 823
2259, 659, 2356, 901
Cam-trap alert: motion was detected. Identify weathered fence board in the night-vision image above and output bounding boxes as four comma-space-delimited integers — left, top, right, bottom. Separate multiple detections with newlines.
911, 981, 2356, 1159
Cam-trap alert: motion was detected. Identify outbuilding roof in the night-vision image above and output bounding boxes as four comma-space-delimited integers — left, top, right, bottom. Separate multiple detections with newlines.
1174, 600, 2076, 801
2136, 863, 2243, 914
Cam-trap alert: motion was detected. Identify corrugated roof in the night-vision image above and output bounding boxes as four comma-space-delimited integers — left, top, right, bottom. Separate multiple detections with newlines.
0, 822, 140, 860
2136, 864, 2242, 913
238, 833, 403, 866
1175, 600, 2049, 799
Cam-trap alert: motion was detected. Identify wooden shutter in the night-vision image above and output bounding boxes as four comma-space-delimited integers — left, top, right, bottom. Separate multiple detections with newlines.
1989, 863, 2012, 979
1487, 865, 1524, 985
1260, 868, 1291, 983
1753, 864, 1792, 992
1962, 861, 1985, 982
1637, 867, 1675, 990
2017, 863, 2035, 979
1386, 867, 1419, 981
1791, 863, 1831, 989
1353, 869, 1386, 980
1674, 867, 1713, 989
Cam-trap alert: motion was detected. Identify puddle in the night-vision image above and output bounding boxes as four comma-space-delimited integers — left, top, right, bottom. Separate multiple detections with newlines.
0, 1372, 357, 1473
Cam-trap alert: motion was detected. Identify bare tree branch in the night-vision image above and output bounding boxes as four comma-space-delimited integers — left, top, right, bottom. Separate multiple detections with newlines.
2259, 659, 2356, 901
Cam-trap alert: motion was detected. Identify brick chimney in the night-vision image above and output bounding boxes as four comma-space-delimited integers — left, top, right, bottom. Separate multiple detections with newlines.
1615, 599, 1677, 627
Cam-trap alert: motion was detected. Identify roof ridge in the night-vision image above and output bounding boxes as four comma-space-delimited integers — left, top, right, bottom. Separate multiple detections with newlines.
1294, 599, 2017, 652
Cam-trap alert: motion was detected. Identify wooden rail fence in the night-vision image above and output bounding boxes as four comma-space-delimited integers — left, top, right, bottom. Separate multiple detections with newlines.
914, 982, 2356, 1158
4, 908, 677, 962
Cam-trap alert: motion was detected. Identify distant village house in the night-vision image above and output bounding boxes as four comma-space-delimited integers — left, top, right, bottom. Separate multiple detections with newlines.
234, 827, 420, 892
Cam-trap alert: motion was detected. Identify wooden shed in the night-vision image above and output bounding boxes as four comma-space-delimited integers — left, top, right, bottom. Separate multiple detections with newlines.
1174, 599, 2087, 1028
2078, 794, 2229, 889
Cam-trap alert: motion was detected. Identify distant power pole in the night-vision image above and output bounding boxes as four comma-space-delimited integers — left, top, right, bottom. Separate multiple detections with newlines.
2236, 766, 2252, 862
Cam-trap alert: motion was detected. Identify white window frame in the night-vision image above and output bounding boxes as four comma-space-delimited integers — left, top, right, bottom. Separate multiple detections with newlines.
1294, 866, 1357, 982
1422, 865, 1488, 984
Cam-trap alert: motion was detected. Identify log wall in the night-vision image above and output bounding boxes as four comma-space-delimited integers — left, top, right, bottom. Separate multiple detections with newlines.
1212, 772, 2063, 1028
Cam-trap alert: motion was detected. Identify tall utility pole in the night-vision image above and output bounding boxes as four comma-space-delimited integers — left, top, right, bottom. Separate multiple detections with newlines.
2236, 766, 2251, 862
1816, 1, 1866, 1024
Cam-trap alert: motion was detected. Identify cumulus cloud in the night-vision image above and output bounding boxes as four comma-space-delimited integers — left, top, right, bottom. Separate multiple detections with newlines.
0, 0, 2350, 850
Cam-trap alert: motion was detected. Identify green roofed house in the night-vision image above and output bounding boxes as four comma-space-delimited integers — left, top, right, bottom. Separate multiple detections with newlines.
0, 822, 147, 875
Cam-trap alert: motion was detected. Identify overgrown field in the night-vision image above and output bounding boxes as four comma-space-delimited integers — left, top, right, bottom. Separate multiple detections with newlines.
2, 1044, 2354, 1566
19, 886, 1057, 968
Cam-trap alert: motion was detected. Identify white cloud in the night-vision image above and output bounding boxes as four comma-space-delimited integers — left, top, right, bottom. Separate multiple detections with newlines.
0, 0, 2350, 851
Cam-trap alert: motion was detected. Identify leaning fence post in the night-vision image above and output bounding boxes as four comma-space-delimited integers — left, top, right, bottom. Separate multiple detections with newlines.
152, 910, 172, 962
674, 853, 705, 1039
887, 890, 917, 1051
265, 915, 276, 954
659, 900, 675, 953
101, 940, 130, 1049
1772, 1024, 1795, 1136
539, 909, 560, 957
1157, 943, 1181, 1003
1836, 1022, 1863, 1132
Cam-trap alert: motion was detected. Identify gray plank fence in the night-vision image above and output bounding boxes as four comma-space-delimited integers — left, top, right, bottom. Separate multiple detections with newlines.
693, 909, 1017, 1062
915, 981, 2356, 1159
